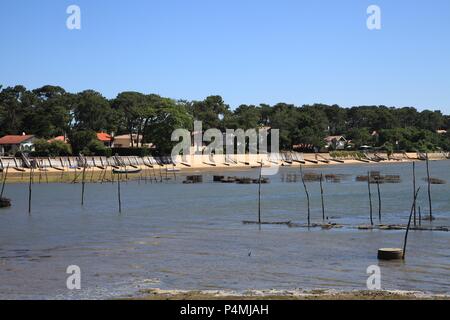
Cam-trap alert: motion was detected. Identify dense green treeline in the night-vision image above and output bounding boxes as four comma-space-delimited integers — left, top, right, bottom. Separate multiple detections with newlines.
1, 84, 449, 155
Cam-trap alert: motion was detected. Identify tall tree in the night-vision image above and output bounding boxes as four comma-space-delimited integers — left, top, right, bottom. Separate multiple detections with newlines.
0, 85, 35, 135
22, 86, 73, 138
145, 99, 192, 154
190, 95, 231, 131
73, 90, 112, 132
112, 92, 155, 147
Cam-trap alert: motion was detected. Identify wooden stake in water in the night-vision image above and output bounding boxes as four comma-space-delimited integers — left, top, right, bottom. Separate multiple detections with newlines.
403, 187, 421, 260
376, 179, 381, 222
1, 164, 9, 198
81, 159, 86, 206
28, 167, 34, 214
300, 166, 311, 227
320, 173, 325, 221
419, 206, 422, 226
413, 162, 417, 226
425, 154, 433, 221
258, 163, 263, 224
117, 172, 122, 213
368, 172, 373, 226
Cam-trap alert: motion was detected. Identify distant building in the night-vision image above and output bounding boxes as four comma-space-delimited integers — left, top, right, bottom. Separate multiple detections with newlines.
437, 129, 447, 135
112, 134, 153, 148
48, 136, 68, 144
97, 132, 112, 147
0, 134, 36, 155
324, 135, 347, 150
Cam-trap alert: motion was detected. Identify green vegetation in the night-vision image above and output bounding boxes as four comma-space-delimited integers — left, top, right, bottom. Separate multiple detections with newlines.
0, 85, 449, 155
32, 139, 72, 157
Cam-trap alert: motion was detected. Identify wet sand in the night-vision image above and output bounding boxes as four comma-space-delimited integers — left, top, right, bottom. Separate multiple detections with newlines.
132, 289, 450, 300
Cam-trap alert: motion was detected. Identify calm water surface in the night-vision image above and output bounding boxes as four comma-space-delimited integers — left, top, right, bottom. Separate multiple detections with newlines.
0, 161, 449, 299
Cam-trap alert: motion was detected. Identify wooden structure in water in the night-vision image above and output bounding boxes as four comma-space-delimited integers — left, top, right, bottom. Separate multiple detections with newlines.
0, 197, 11, 208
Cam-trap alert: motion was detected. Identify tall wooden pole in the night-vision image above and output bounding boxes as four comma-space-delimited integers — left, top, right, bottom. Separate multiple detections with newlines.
413, 162, 417, 226
117, 172, 122, 213
81, 159, 86, 206
376, 180, 381, 222
300, 166, 311, 227
368, 172, 373, 226
258, 163, 262, 224
425, 154, 432, 221
0, 164, 9, 198
419, 206, 422, 226
28, 167, 34, 214
403, 188, 421, 260
320, 173, 325, 221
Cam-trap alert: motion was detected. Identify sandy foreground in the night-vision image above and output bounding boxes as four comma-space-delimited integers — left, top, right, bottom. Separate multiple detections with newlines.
128, 289, 450, 300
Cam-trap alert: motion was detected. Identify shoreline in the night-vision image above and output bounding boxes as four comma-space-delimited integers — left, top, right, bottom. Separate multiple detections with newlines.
129, 288, 450, 300
0, 155, 448, 184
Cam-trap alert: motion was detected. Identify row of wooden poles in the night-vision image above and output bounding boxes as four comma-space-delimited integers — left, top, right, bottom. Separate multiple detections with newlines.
1, 154, 437, 223
257, 155, 435, 227
366, 155, 434, 227
0, 161, 177, 215
79, 163, 177, 214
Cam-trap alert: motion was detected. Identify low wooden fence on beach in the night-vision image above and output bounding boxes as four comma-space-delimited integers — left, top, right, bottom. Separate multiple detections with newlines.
0, 151, 448, 172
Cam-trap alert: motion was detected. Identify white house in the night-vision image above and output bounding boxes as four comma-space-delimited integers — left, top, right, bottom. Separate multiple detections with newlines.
0, 134, 36, 156
324, 135, 347, 150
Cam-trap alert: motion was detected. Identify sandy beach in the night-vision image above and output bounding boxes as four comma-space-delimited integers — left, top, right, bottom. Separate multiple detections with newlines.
131, 289, 450, 300
1, 152, 447, 184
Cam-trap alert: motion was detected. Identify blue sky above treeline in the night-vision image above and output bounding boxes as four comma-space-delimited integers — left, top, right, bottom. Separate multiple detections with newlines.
0, 0, 449, 112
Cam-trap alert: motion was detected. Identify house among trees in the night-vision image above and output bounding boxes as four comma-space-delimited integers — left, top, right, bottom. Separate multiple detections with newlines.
48, 136, 68, 144
324, 135, 347, 150
112, 134, 153, 149
96, 132, 112, 147
0, 134, 36, 156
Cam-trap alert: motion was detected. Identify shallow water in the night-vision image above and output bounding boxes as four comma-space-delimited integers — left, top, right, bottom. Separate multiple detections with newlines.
0, 161, 449, 299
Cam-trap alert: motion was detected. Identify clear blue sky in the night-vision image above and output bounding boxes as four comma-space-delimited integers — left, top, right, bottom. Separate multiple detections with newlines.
1, 0, 449, 112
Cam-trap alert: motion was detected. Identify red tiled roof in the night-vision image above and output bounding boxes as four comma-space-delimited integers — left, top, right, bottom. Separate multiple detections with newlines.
48, 136, 67, 143
0, 135, 34, 145
97, 132, 112, 142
